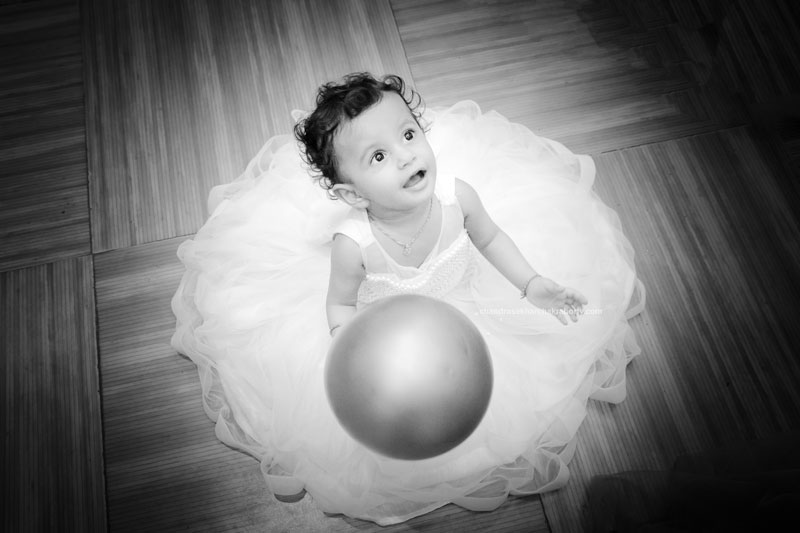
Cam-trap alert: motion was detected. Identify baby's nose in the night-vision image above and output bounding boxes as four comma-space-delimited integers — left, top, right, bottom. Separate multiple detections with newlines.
396, 146, 416, 167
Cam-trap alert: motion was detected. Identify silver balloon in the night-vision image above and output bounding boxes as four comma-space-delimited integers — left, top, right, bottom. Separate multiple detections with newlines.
325, 294, 493, 460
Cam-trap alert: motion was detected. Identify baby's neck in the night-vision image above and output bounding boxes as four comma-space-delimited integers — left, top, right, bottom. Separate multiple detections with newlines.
367, 199, 433, 230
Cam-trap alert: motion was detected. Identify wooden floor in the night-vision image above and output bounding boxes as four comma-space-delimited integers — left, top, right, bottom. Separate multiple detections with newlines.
3, 0, 800, 531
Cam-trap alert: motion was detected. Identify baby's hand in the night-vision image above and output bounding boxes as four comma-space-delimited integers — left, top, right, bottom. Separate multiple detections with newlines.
525, 277, 588, 325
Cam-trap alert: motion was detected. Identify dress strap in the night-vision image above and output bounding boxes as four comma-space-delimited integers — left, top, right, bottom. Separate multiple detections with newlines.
435, 172, 457, 205
333, 208, 374, 247
334, 209, 391, 273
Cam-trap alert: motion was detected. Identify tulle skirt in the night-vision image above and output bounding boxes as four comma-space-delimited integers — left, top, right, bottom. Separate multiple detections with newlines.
171, 100, 645, 525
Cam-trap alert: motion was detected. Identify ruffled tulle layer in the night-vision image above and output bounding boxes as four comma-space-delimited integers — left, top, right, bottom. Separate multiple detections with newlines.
171, 101, 644, 525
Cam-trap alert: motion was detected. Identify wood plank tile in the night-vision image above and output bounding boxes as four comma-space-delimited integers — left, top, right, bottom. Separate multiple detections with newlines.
391, 0, 746, 155
0, 0, 90, 272
540, 127, 800, 532
614, 0, 800, 182
82, 0, 414, 253
94, 237, 274, 531
1, 256, 105, 531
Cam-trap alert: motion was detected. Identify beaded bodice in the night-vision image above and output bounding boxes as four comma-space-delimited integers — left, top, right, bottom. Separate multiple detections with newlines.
357, 230, 473, 306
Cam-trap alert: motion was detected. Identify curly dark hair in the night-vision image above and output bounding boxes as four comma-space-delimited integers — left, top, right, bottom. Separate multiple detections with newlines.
294, 72, 424, 197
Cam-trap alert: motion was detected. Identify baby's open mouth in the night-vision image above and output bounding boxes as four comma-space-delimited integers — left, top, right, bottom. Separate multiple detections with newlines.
403, 170, 426, 189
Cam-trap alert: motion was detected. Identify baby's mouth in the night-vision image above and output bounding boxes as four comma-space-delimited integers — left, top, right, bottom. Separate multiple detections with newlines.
403, 170, 426, 189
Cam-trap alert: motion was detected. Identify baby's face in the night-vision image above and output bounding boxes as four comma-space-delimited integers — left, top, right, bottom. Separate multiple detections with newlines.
333, 91, 436, 212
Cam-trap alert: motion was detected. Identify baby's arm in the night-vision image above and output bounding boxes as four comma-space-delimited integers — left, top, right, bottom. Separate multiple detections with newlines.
455, 179, 587, 324
326, 233, 365, 336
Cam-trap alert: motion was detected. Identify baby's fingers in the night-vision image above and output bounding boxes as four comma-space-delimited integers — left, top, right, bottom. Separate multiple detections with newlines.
549, 307, 569, 326
567, 304, 579, 322
566, 288, 588, 306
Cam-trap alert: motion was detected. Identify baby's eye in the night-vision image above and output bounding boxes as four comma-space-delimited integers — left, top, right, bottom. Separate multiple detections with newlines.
404, 129, 415, 141
371, 151, 386, 164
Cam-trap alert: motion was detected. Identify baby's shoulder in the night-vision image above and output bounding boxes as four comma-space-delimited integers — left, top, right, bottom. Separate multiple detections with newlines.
333, 208, 370, 243
453, 178, 481, 215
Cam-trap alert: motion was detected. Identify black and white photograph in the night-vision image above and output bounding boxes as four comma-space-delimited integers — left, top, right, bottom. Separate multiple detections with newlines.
2, 0, 799, 531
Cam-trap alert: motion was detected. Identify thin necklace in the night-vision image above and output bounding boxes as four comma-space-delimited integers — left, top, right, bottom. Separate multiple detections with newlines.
368, 198, 434, 256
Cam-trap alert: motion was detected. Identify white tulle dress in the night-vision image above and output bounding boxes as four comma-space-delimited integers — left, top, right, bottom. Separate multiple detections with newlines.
171, 101, 645, 525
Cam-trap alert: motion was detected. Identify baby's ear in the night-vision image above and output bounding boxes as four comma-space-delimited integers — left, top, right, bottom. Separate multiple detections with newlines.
332, 184, 369, 209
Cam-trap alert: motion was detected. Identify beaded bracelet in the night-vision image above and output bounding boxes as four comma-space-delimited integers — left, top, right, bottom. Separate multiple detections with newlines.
520, 273, 542, 299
